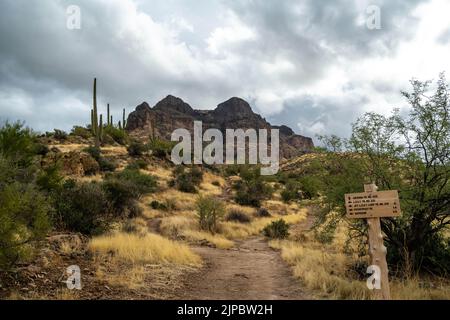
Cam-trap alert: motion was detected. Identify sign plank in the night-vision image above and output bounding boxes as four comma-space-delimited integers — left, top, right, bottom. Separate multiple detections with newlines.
345, 190, 401, 218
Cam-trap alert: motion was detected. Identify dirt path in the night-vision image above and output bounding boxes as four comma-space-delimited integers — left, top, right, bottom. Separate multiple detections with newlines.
173, 237, 309, 300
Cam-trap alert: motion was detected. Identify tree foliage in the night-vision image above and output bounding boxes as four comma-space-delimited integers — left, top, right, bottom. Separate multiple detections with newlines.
318, 73, 450, 275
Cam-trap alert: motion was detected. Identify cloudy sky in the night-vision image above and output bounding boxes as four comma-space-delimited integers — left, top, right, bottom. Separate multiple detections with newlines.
1, 0, 450, 141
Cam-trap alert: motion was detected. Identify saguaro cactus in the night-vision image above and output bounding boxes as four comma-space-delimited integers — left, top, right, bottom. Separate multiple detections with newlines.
122, 108, 126, 130
99, 114, 103, 141
91, 109, 94, 131
107, 103, 110, 126
92, 78, 98, 135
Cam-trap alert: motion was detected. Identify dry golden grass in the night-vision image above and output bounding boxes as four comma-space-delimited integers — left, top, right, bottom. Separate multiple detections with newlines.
159, 215, 197, 238
270, 239, 370, 299
90, 232, 201, 266
183, 230, 234, 249
159, 214, 234, 249
96, 265, 147, 290
226, 203, 256, 216
143, 165, 173, 186
121, 217, 149, 236
59, 237, 82, 255
262, 199, 302, 216
390, 278, 450, 300
148, 189, 198, 211
220, 209, 307, 239
48, 143, 89, 153
199, 172, 225, 196
100, 145, 128, 156
76, 174, 103, 183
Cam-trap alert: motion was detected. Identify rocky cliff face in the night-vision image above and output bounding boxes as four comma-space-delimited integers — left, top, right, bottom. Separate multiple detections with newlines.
126, 95, 314, 159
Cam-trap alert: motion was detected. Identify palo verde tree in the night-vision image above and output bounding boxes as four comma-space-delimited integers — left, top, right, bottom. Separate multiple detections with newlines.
318, 73, 450, 275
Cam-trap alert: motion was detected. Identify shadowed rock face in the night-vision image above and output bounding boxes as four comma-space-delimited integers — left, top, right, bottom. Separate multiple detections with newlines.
126, 95, 314, 159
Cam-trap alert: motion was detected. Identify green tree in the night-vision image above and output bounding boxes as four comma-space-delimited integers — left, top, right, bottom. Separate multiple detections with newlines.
0, 121, 37, 167
0, 179, 51, 269
319, 73, 450, 274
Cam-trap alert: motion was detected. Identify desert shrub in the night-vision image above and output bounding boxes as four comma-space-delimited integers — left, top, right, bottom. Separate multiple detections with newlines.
225, 209, 251, 223
171, 166, 203, 193
164, 198, 177, 211
298, 176, 320, 199
150, 200, 166, 210
108, 168, 157, 196
127, 140, 147, 157
0, 182, 52, 269
53, 129, 67, 140
0, 121, 37, 166
36, 164, 64, 192
53, 180, 111, 235
71, 126, 91, 139
84, 145, 101, 160
191, 166, 203, 183
126, 159, 148, 170
104, 125, 127, 145
223, 164, 248, 177
263, 219, 289, 239
281, 181, 302, 203
150, 199, 176, 211
256, 207, 271, 217
234, 168, 272, 207
196, 195, 225, 233
125, 200, 143, 218
33, 143, 50, 156
101, 178, 142, 218
0, 157, 23, 187
148, 138, 175, 158
83, 146, 116, 172
101, 133, 115, 145
102, 177, 137, 200
98, 157, 116, 172
80, 153, 100, 175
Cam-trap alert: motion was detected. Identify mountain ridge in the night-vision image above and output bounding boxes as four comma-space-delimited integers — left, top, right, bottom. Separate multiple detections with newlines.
126, 95, 314, 159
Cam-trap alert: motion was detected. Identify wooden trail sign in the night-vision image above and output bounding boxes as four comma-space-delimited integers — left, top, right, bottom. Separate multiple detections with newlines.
345, 190, 401, 218
344, 183, 401, 300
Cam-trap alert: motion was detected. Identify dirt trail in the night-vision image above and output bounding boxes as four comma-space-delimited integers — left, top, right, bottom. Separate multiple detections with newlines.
173, 237, 309, 300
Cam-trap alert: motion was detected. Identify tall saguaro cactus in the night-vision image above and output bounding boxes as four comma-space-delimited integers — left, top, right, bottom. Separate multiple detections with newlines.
99, 114, 103, 142
90, 78, 103, 147
91, 109, 94, 131
92, 78, 98, 135
107, 103, 110, 126
122, 108, 126, 130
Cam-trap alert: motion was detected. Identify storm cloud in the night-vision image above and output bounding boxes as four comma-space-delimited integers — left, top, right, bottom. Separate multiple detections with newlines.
1, 0, 449, 141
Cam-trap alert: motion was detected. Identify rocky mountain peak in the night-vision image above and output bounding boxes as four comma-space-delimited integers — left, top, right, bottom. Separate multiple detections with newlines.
153, 95, 194, 115
213, 97, 254, 120
135, 102, 151, 113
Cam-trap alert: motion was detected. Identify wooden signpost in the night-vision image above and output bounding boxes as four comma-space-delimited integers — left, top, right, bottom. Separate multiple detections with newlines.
345, 183, 401, 300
